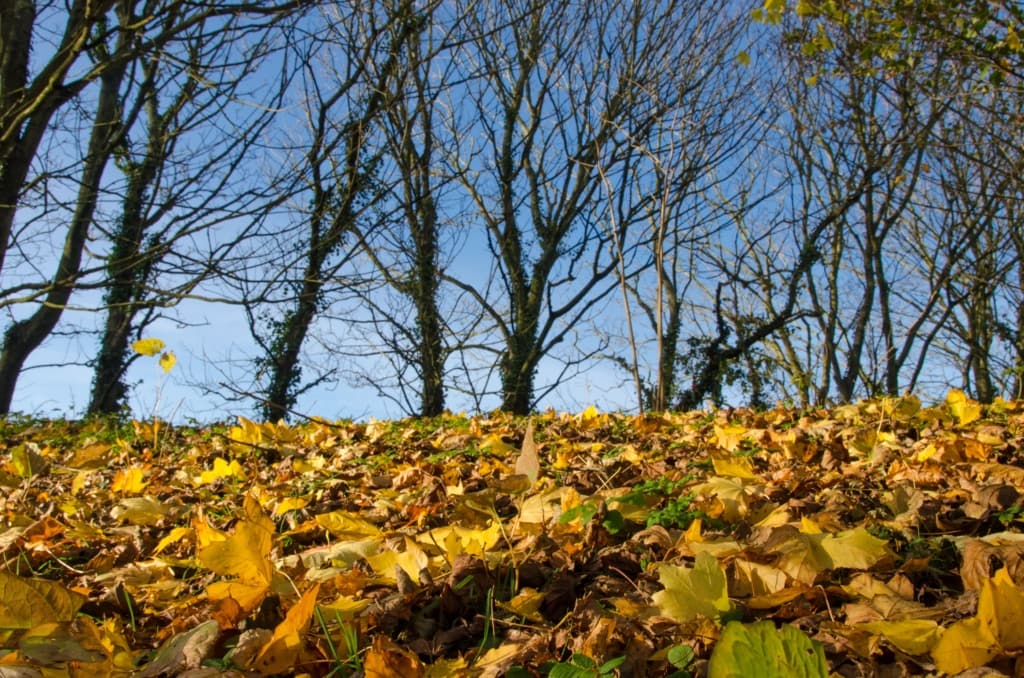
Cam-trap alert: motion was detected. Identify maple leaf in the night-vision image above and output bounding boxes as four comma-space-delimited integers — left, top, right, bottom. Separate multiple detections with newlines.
652, 551, 732, 623
250, 584, 320, 674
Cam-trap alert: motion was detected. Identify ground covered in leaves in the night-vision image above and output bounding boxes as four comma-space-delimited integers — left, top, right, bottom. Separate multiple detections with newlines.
2, 391, 1024, 676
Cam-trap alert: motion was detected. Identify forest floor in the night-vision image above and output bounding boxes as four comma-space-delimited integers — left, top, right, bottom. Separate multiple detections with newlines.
1, 392, 1024, 677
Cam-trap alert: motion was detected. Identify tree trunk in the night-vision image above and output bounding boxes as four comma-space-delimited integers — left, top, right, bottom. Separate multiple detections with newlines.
0, 58, 127, 413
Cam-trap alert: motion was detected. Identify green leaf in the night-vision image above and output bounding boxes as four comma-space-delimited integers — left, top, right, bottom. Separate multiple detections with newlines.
652, 551, 731, 623
708, 621, 828, 678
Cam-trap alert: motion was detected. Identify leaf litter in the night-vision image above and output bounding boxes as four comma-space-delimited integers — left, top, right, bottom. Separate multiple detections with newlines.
0, 391, 1023, 675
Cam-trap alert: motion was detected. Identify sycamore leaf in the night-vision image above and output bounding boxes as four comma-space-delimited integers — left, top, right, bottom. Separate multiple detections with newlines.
819, 527, 892, 570
131, 338, 165, 357
111, 496, 172, 526
197, 495, 274, 586
652, 551, 731, 623
713, 423, 747, 453
315, 510, 382, 539
364, 635, 424, 678
110, 467, 147, 494
977, 567, 1024, 650
856, 620, 941, 656
319, 594, 370, 621
0, 573, 85, 628
766, 528, 831, 586
947, 389, 982, 426
366, 537, 429, 583
154, 526, 193, 555
206, 580, 270, 620
251, 585, 320, 675
711, 454, 757, 480
195, 457, 246, 486
708, 620, 828, 678
931, 616, 999, 674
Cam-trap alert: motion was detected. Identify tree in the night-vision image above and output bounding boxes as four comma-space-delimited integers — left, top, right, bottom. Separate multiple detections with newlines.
442, 0, 723, 414
242, 1, 428, 421
87, 11, 294, 414
0, 0, 303, 414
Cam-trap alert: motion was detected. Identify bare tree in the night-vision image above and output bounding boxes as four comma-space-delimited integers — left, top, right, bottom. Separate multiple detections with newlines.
87, 12, 294, 414
0, 0, 302, 414
239, 1, 428, 421
440, 0, 724, 414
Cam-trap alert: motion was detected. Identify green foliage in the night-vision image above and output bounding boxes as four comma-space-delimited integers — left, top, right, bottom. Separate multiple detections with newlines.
708, 621, 828, 678
545, 653, 626, 678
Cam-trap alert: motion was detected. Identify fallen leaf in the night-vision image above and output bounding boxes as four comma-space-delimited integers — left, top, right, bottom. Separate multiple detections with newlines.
653, 551, 732, 623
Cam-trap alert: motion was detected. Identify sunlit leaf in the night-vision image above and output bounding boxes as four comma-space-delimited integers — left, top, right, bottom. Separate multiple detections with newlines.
947, 389, 982, 426
820, 527, 892, 570
197, 495, 274, 586
0, 573, 85, 628
195, 457, 246, 486
856, 620, 941, 656
315, 510, 382, 540
514, 419, 540, 484
977, 567, 1024, 650
131, 338, 165, 357
708, 620, 828, 678
158, 351, 176, 373
111, 467, 148, 495
251, 585, 320, 674
931, 616, 999, 675
653, 551, 731, 623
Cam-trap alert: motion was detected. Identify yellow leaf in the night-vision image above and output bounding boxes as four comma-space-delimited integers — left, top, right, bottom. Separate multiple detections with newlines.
684, 517, 703, 543
711, 454, 757, 480
695, 476, 750, 521
193, 509, 227, 549
154, 526, 193, 555
731, 559, 789, 597
978, 567, 1024, 650
365, 635, 425, 678
197, 496, 274, 586
111, 496, 172, 526
947, 389, 982, 426
315, 510, 382, 540
857, 620, 942, 656
766, 528, 832, 586
206, 580, 270, 617
932, 616, 999, 674
713, 423, 748, 452
110, 467, 147, 495
195, 457, 246, 486
319, 594, 370, 621
496, 587, 546, 623
736, 50, 750, 66
652, 551, 732, 623
158, 351, 176, 373
131, 338, 165, 356
820, 527, 892, 570
799, 516, 823, 534
251, 585, 320, 675
478, 433, 516, 456
366, 537, 429, 583
274, 497, 309, 516
0, 572, 86, 628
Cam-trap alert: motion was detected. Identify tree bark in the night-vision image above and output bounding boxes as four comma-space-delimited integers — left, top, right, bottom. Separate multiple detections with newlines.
0, 55, 128, 412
